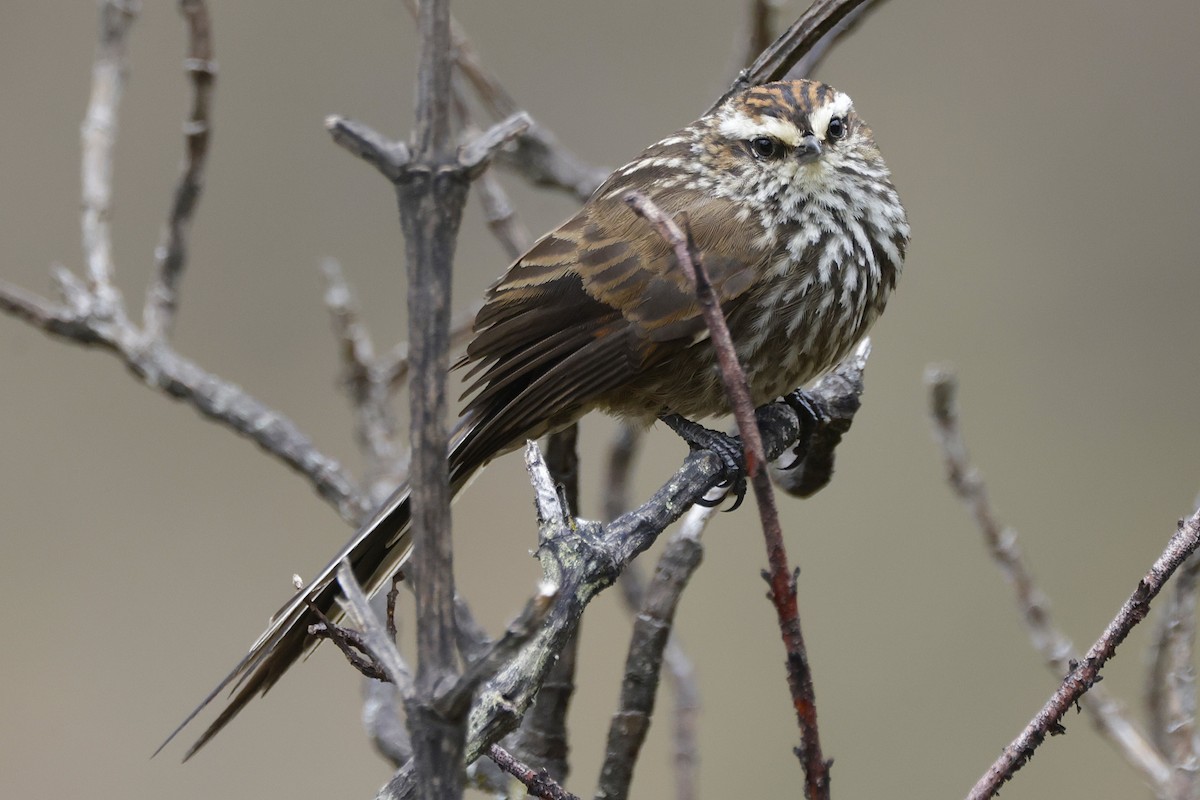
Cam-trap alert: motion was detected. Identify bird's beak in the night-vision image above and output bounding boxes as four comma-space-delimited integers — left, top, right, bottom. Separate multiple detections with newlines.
796, 133, 822, 164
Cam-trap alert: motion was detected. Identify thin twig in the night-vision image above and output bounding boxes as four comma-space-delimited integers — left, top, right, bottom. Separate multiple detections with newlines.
379, 301, 479, 393
335, 562, 416, 697
487, 744, 582, 800
742, 0, 780, 70
325, 115, 410, 181
458, 112, 531, 173
596, 523, 704, 800
363, 573, 413, 767
2, 1, 373, 527
512, 426, 581, 783
321, 259, 407, 500
401, 0, 608, 203
81, 0, 135, 323
450, 74, 533, 259
717, 0, 876, 112
306, 620, 388, 682
968, 511, 1200, 799
604, 423, 700, 800
1147, 549, 1200, 796
143, 0, 216, 342
624, 192, 828, 798
787, 0, 883, 80
927, 367, 1171, 792
0, 276, 372, 525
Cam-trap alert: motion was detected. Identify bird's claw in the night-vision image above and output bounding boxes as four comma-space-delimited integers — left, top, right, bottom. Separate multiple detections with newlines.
659, 413, 747, 511
778, 389, 826, 470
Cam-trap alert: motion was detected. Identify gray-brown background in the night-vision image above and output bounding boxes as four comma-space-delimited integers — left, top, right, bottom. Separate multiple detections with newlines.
3, 2, 1199, 797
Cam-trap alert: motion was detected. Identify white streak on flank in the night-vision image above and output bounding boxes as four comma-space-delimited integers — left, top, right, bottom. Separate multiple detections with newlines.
718, 111, 802, 147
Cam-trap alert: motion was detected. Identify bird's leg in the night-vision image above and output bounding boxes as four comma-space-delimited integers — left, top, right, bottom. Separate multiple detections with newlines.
779, 389, 826, 470
658, 413, 748, 511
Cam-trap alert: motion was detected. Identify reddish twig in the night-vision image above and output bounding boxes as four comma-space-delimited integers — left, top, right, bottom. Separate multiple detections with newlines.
487, 744, 581, 800
624, 192, 828, 799
306, 620, 388, 682
968, 511, 1200, 799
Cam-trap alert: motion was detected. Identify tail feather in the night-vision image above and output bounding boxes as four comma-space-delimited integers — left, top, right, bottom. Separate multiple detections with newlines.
160, 412, 492, 759
156, 485, 416, 760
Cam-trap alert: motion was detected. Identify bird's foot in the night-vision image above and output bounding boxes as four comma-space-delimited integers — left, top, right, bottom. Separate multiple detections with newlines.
779, 389, 826, 470
659, 413, 747, 511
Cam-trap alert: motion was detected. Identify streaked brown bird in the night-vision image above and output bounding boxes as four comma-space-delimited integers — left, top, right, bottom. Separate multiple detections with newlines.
164, 78, 909, 757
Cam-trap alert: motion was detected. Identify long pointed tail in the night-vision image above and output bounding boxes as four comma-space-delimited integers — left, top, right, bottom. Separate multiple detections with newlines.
159, 419, 485, 760
158, 482, 416, 760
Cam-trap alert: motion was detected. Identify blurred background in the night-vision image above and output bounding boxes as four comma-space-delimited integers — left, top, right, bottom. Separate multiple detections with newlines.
3, 1, 1199, 797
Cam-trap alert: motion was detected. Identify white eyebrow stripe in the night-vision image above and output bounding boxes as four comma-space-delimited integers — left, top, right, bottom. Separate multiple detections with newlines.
717, 111, 803, 146
807, 91, 854, 139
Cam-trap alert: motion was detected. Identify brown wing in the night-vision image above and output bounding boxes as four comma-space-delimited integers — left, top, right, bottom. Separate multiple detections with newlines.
452, 186, 766, 472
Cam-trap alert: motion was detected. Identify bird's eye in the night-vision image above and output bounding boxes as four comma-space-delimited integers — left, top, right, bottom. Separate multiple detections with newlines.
827, 117, 847, 141
748, 136, 781, 160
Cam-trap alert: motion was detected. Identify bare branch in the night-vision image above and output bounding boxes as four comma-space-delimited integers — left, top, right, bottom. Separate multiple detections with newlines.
487, 744, 581, 800
604, 425, 700, 800
335, 562, 416, 696
0, 279, 104, 343
458, 112, 531, 173
364, 679, 413, 768
4, 1, 376, 529
402, 0, 608, 202
511, 426, 581, 783
742, 0, 781, 70
434, 584, 556, 720
1147, 550, 1200, 796
787, 0, 883, 80
391, 0, 478, 795
968, 511, 1200, 798
325, 115, 410, 181
718, 0, 880, 111
926, 366, 1171, 791
321, 259, 407, 499
596, 524, 704, 800
81, 0, 136, 321
2, 269, 371, 524
143, 0, 216, 341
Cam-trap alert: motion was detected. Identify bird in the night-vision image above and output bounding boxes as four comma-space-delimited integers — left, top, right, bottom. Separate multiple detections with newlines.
162, 78, 909, 758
